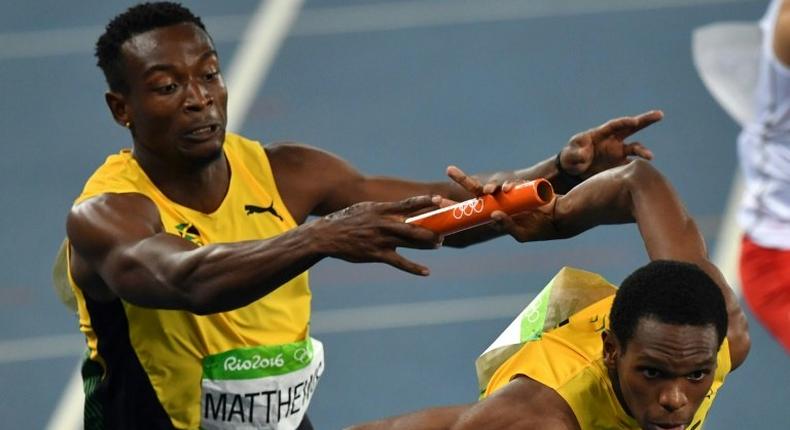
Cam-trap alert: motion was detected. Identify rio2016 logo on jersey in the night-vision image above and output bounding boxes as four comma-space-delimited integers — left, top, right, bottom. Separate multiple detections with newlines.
175, 223, 204, 246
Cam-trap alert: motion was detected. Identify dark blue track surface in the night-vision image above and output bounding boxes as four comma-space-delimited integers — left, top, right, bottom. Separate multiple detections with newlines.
1, 1, 787, 429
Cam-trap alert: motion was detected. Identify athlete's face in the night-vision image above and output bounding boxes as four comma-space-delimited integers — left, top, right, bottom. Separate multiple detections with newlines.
106, 22, 228, 164
604, 318, 719, 430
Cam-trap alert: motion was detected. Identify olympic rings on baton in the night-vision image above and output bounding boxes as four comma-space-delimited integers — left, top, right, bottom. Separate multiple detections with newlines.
452, 198, 485, 219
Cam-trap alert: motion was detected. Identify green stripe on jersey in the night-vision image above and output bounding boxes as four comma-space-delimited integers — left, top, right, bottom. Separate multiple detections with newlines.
202, 339, 314, 381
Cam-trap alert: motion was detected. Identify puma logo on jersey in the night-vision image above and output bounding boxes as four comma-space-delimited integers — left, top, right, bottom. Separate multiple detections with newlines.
245, 203, 283, 221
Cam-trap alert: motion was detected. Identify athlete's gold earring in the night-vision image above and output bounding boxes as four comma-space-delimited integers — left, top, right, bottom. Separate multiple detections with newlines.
124, 121, 131, 128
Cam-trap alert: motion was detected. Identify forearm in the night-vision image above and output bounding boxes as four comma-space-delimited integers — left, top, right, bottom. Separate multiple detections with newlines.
448, 161, 640, 247
625, 162, 749, 365
555, 160, 748, 365
119, 221, 329, 314
112, 197, 440, 313
546, 163, 636, 239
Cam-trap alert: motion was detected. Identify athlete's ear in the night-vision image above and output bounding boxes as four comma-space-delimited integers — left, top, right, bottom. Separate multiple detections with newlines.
602, 330, 620, 370
105, 91, 130, 129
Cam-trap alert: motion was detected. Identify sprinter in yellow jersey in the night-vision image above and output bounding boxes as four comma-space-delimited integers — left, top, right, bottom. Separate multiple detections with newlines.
63, 2, 664, 429
349, 160, 750, 430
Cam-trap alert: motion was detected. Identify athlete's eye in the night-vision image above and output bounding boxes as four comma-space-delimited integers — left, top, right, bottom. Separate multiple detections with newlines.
156, 83, 178, 94
687, 370, 708, 381
642, 368, 661, 379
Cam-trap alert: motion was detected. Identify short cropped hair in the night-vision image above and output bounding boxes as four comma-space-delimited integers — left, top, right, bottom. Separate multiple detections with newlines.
609, 260, 728, 349
95, 2, 207, 93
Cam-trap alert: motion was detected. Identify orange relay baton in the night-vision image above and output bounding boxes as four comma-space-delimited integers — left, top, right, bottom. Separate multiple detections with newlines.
405, 178, 554, 235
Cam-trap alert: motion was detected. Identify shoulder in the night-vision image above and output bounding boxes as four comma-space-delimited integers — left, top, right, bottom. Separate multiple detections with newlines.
457, 377, 579, 430
264, 141, 366, 218
70, 192, 159, 221
264, 142, 364, 191
66, 193, 163, 300
67, 193, 162, 254
265, 141, 356, 175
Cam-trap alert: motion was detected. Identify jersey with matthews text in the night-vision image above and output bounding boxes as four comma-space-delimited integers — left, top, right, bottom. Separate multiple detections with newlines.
64, 133, 318, 429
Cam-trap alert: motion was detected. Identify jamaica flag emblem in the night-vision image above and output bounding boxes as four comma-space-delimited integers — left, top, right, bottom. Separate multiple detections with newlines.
175, 223, 204, 246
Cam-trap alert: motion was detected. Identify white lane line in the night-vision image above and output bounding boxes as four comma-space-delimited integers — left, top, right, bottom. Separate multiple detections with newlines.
225, 0, 304, 132
44, 2, 304, 429
44, 361, 85, 430
0, 0, 757, 60
0, 333, 84, 364
712, 174, 744, 295
2, 293, 534, 365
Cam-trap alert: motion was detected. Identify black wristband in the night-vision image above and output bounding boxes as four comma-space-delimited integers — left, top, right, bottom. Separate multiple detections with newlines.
554, 151, 583, 188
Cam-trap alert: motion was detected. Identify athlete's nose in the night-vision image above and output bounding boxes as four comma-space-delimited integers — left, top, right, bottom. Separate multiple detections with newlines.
184, 78, 213, 112
658, 381, 688, 412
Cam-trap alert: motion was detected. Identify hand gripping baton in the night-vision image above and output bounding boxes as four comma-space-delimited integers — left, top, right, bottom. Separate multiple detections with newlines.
405, 178, 555, 235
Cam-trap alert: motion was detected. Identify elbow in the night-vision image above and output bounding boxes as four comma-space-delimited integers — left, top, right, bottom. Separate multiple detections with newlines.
178, 283, 225, 315
621, 158, 662, 190
728, 311, 752, 370
620, 159, 671, 210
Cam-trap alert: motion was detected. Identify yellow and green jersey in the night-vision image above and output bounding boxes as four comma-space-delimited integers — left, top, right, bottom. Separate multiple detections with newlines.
61, 133, 315, 429
484, 271, 731, 430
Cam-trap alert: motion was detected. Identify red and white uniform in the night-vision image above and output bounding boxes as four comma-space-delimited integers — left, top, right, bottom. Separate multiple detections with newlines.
738, 0, 790, 353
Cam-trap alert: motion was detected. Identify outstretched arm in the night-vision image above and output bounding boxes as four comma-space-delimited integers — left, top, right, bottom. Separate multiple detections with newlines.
67, 193, 442, 314
346, 377, 579, 430
496, 160, 749, 368
269, 111, 663, 246
608, 161, 750, 369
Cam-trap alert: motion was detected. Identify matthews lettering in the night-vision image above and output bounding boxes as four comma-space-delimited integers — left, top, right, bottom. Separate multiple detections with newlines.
203, 362, 323, 425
